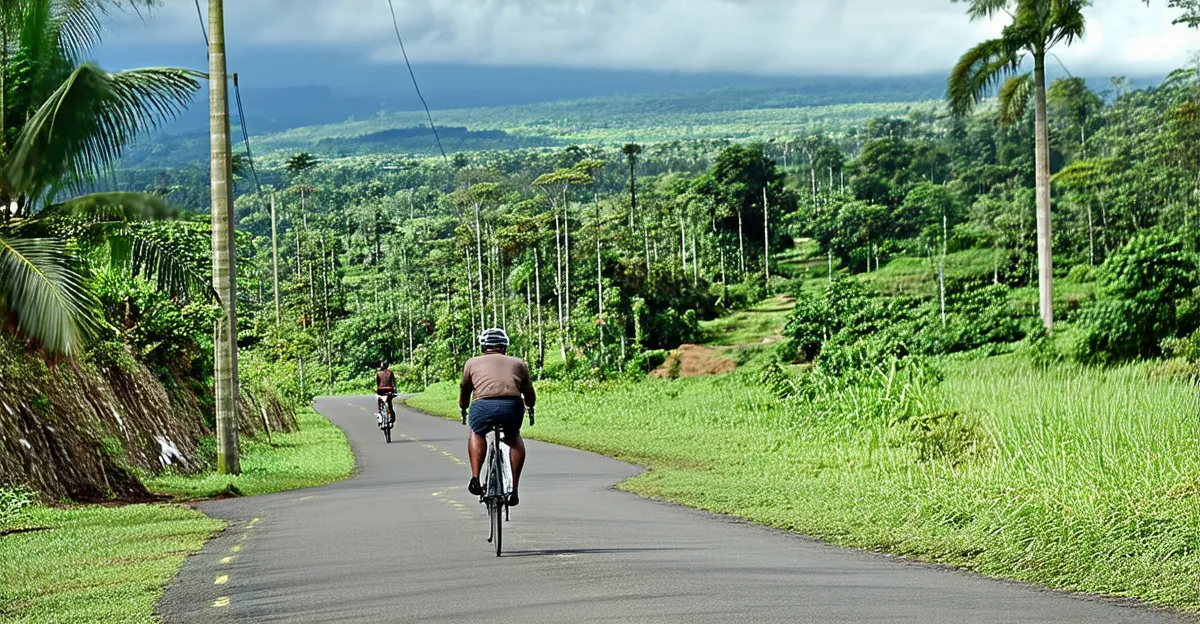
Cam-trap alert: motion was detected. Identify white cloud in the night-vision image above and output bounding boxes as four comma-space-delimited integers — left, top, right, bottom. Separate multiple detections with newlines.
108, 0, 1199, 76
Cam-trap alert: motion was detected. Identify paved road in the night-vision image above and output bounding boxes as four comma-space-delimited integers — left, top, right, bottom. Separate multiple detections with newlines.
159, 397, 1188, 623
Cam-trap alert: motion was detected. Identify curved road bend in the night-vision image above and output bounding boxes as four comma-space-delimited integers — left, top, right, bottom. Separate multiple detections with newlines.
158, 397, 1188, 624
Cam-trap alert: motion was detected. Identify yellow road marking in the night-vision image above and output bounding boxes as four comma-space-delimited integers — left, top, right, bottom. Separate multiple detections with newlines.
248, 518, 260, 527
213, 597, 230, 608
230, 545, 242, 553
295, 495, 314, 502
215, 575, 229, 585
220, 556, 234, 564
239, 533, 250, 542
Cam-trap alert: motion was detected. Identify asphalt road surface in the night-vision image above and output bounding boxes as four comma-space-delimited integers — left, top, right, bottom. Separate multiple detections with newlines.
158, 397, 1188, 623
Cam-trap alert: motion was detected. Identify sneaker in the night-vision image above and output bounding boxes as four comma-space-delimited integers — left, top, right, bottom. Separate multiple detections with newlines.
507, 490, 519, 507
468, 476, 483, 496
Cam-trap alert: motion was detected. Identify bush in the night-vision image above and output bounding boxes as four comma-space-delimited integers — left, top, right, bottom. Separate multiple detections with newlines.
1064, 263, 1099, 284
0, 486, 33, 531
1074, 232, 1198, 363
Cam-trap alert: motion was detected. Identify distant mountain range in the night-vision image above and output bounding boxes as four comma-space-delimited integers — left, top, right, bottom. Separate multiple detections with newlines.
120, 63, 1161, 168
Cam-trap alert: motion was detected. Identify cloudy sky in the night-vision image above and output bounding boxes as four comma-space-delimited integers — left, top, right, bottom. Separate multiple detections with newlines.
100, 1, 1197, 82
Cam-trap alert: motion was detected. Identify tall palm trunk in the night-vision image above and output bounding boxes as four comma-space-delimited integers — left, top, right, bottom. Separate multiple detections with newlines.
465, 247, 477, 349
271, 193, 280, 326
1034, 51, 1054, 331
737, 207, 746, 275
628, 159, 637, 226
209, 0, 240, 475
595, 194, 604, 364
474, 202, 485, 329
534, 246, 545, 370
762, 187, 770, 287
554, 210, 565, 361
564, 203, 571, 347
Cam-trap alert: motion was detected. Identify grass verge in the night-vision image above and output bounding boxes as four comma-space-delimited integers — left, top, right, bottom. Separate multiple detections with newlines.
0, 407, 354, 623
408, 357, 1200, 611
147, 408, 355, 499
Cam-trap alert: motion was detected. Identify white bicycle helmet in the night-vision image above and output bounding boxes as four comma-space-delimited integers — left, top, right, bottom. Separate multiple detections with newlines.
479, 328, 510, 350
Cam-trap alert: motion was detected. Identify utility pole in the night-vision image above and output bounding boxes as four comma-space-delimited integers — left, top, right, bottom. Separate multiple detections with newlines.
209, 0, 240, 474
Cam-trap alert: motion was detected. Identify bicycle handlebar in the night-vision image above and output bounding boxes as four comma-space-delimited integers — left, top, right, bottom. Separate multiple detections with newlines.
527, 407, 535, 426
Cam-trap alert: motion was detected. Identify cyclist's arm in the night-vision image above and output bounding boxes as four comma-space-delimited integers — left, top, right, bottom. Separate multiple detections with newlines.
458, 362, 473, 410
519, 362, 536, 408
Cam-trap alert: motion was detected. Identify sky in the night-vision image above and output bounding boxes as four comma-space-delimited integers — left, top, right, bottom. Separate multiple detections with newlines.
98, 0, 1198, 84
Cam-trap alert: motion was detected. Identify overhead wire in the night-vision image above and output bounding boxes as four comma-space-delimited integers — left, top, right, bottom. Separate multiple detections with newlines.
194, 0, 209, 48
195, 1, 262, 194
385, 0, 448, 163
233, 74, 262, 193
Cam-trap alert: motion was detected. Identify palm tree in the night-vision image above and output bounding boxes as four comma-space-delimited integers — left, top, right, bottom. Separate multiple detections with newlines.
621, 143, 643, 226
208, 0, 240, 475
0, 0, 199, 356
948, 0, 1089, 331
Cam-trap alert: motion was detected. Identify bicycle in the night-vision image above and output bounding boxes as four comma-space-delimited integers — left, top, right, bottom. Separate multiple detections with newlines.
376, 394, 395, 443
463, 407, 534, 557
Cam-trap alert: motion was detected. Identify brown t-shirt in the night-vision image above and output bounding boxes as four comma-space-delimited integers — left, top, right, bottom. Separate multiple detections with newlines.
376, 369, 396, 391
459, 353, 536, 409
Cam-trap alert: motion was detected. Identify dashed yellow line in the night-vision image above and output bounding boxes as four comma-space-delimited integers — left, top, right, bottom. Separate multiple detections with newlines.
213, 597, 230, 608
215, 575, 229, 585
230, 545, 242, 553
248, 517, 260, 527
220, 556, 234, 564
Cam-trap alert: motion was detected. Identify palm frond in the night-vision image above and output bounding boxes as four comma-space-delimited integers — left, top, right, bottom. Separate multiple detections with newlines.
947, 37, 1022, 118
955, 0, 1013, 20
998, 73, 1033, 125
120, 224, 214, 300
1046, 0, 1088, 47
39, 191, 180, 222
0, 234, 97, 356
6, 64, 199, 196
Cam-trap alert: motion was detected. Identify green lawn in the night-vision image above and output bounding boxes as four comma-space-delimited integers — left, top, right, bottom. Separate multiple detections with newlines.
409, 358, 1200, 611
0, 407, 354, 623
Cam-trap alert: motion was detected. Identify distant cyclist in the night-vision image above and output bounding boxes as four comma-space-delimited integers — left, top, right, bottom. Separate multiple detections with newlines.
376, 362, 397, 424
460, 328, 535, 506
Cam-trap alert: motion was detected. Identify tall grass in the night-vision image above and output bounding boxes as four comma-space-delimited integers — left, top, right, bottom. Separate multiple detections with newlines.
410, 356, 1200, 610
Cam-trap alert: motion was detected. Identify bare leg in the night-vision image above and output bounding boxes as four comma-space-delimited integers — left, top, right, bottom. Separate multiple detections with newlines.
507, 433, 526, 491
468, 431, 486, 479
386, 394, 396, 422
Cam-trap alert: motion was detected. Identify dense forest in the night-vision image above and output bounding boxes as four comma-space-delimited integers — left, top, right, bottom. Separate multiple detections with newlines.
127, 65, 1182, 397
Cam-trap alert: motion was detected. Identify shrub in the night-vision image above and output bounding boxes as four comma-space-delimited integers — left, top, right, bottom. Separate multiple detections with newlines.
1074, 232, 1198, 363
0, 486, 33, 531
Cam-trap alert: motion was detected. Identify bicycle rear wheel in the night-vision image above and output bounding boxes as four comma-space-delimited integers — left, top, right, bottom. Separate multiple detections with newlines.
383, 426, 391, 443
491, 499, 502, 556
492, 439, 505, 556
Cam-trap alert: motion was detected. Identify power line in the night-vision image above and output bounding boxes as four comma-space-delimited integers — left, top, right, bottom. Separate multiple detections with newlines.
194, 0, 209, 48
385, 0, 448, 162
195, 3, 262, 194
233, 73, 262, 193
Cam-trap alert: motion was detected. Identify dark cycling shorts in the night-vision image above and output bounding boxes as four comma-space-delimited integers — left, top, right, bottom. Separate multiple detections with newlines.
376, 389, 395, 397
468, 397, 524, 436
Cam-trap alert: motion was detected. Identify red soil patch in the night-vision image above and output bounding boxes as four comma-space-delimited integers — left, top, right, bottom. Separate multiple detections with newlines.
651, 344, 738, 378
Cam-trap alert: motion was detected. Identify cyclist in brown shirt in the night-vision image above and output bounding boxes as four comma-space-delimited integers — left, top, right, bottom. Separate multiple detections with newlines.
460, 328, 535, 506
376, 363, 397, 423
